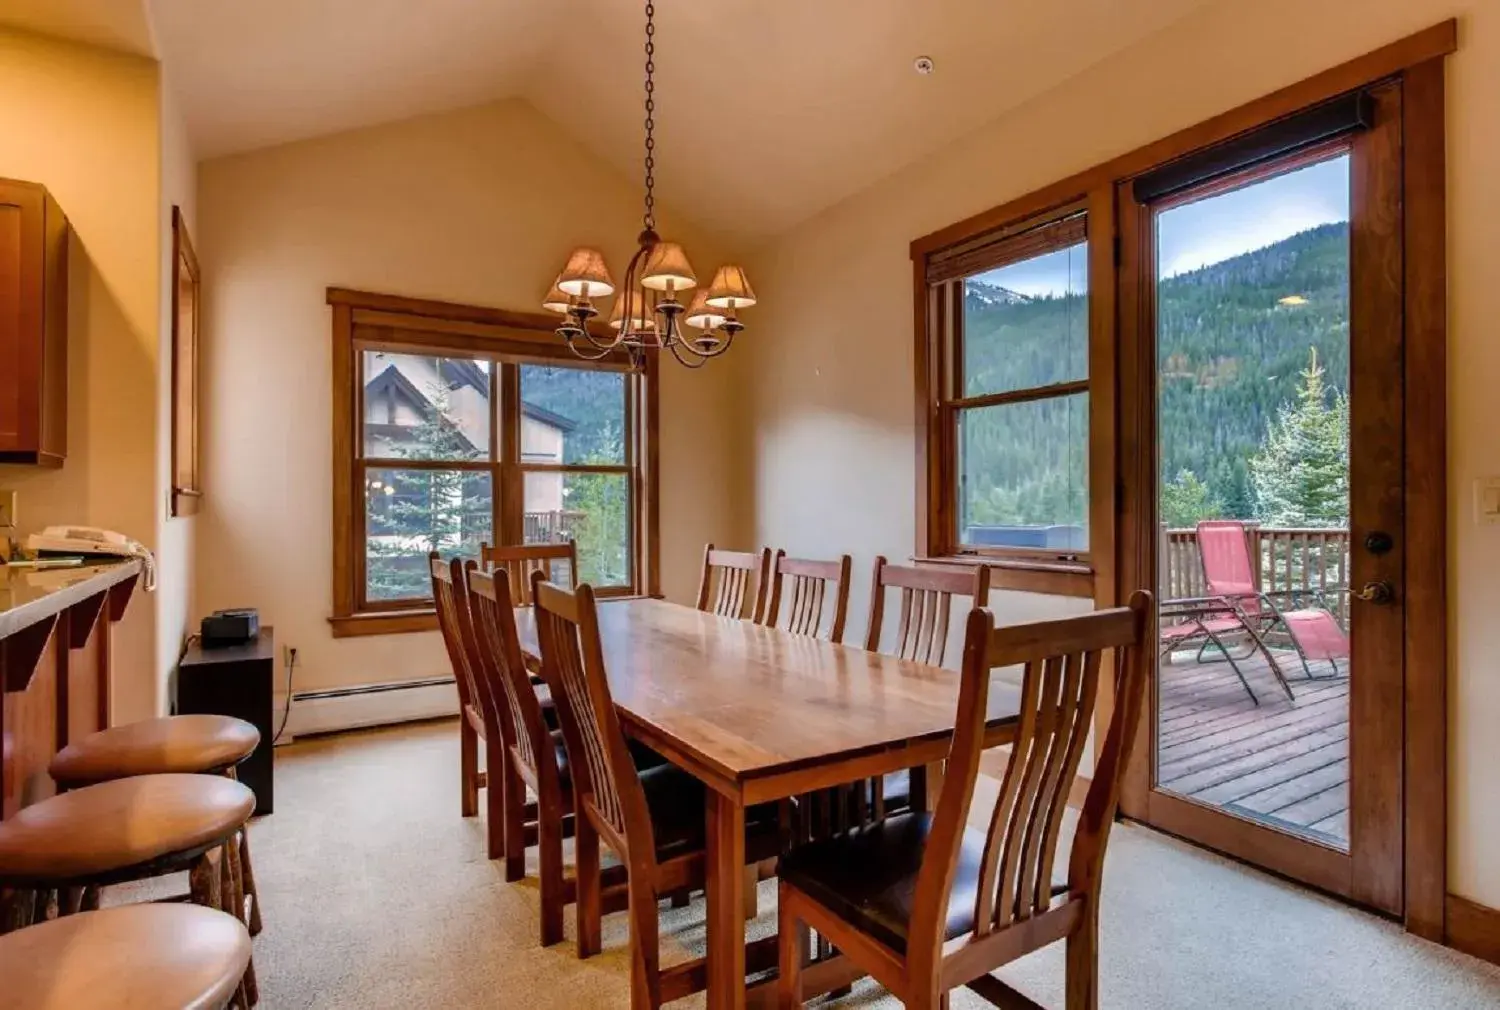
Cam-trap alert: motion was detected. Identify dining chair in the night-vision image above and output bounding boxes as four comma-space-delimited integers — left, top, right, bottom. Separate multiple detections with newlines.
430, 553, 492, 835
759, 550, 853, 642
466, 564, 576, 945
862, 557, 992, 815
531, 573, 782, 1006
695, 544, 772, 621
481, 540, 579, 605
776, 592, 1152, 1010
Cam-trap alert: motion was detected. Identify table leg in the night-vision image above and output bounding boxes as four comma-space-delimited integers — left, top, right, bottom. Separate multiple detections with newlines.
706, 788, 747, 1010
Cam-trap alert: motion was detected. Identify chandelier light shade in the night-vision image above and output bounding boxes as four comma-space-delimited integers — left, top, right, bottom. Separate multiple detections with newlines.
608, 291, 657, 332
640, 242, 698, 292
556, 247, 615, 298
543, 0, 755, 368
705, 265, 757, 309
684, 288, 727, 330
541, 280, 573, 314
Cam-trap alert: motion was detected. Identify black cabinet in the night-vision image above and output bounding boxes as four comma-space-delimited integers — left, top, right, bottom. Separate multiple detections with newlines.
175, 628, 275, 814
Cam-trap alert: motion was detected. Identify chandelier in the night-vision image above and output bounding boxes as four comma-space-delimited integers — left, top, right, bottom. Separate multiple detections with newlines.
543, 1, 755, 368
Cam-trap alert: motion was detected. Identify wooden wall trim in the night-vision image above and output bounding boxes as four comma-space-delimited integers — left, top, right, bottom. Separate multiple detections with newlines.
327, 287, 661, 630
1401, 55, 1449, 945
1446, 895, 1500, 967
910, 19, 1457, 259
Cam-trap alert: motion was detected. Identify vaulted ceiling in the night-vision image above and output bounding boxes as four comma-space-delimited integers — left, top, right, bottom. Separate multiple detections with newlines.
11, 0, 1219, 245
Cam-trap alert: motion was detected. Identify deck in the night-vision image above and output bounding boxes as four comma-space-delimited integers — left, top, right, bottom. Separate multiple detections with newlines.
1156, 645, 1350, 847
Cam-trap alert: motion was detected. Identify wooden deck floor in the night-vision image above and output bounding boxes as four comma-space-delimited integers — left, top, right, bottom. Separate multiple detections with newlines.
1156, 645, 1350, 847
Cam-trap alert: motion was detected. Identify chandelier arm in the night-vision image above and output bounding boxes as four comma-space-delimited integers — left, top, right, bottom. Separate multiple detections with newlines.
666, 338, 711, 369
566, 334, 620, 361
573, 325, 622, 353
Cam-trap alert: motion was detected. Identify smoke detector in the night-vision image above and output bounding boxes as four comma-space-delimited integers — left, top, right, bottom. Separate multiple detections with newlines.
913, 55, 935, 75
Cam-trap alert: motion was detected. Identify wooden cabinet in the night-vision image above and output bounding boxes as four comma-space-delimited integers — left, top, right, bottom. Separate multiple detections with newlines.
0, 178, 68, 467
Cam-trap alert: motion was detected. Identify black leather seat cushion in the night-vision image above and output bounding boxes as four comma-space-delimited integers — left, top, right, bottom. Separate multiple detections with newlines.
549, 730, 571, 788
779, 811, 1067, 954
534, 683, 560, 731
639, 764, 780, 863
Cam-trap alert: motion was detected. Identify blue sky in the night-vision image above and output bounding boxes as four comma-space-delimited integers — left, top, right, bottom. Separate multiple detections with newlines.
974, 154, 1350, 297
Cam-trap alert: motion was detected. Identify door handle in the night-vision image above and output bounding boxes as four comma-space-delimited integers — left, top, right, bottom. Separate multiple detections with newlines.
1351, 580, 1395, 605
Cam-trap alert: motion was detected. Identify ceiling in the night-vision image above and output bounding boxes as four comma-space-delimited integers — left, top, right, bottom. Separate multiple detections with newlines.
0, 0, 156, 57
15, 0, 1219, 245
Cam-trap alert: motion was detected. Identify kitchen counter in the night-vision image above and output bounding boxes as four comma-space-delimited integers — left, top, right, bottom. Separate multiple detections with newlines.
0, 559, 142, 644
1, 557, 142, 816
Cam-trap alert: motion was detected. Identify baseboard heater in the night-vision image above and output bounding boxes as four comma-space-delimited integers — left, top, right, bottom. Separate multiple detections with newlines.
279, 676, 459, 743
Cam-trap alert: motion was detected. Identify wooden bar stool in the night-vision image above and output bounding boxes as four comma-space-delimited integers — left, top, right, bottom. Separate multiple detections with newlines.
0, 774, 259, 1005
48, 714, 265, 937
0, 904, 251, 1010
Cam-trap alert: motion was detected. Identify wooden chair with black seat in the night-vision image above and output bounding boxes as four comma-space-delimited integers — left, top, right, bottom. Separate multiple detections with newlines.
776, 592, 1152, 1010
48, 714, 265, 938
695, 544, 772, 621
531, 573, 783, 1006
467, 562, 657, 947
859, 557, 991, 820
759, 550, 853, 642
431, 551, 494, 842
481, 540, 579, 603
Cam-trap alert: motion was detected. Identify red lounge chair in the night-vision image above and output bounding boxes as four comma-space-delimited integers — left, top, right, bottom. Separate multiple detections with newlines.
1193, 519, 1350, 689
1158, 597, 1278, 704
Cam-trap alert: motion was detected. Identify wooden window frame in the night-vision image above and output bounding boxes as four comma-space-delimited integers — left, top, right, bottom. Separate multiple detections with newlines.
910, 19, 1454, 945
913, 195, 1115, 600
326, 287, 660, 638
170, 206, 202, 517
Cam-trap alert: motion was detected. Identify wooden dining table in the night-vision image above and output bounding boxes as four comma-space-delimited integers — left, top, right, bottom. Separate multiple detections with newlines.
514, 597, 1022, 1009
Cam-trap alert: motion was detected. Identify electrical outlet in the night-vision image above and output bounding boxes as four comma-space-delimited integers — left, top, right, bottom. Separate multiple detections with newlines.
0, 490, 16, 529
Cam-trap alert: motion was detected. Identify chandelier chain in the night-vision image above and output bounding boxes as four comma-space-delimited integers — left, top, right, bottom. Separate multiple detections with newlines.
642, 0, 656, 232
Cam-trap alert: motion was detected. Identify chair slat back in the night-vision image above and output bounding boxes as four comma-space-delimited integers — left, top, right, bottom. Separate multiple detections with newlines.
531, 575, 654, 857
431, 553, 482, 719
863, 557, 991, 666
907, 592, 1152, 975
761, 551, 853, 641
481, 541, 579, 605
467, 565, 547, 777
695, 544, 771, 621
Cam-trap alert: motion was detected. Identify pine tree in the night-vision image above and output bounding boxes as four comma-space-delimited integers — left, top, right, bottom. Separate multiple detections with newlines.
366, 380, 491, 600
1161, 470, 1224, 528
1247, 348, 1349, 527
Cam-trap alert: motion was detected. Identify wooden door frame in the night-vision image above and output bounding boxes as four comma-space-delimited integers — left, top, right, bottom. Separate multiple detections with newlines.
1112, 48, 1450, 938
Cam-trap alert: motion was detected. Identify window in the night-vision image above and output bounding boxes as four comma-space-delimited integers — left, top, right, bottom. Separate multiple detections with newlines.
916, 205, 1103, 595
328, 289, 658, 636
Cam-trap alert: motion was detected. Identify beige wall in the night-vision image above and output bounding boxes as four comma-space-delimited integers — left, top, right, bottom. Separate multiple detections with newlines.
746, 2, 1497, 906
0, 29, 160, 723
195, 98, 750, 697
156, 75, 197, 714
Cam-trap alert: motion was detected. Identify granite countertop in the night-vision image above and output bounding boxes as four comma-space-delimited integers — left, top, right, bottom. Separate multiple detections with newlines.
0, 559, 142, 640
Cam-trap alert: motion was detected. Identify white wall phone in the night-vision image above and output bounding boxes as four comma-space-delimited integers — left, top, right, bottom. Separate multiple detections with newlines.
24, 525, 156, 590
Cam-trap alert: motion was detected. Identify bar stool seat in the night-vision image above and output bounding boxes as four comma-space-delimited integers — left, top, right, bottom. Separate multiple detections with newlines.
0, 904, 251, 1010
0, 775, 254, 886
50, 715, 259, 788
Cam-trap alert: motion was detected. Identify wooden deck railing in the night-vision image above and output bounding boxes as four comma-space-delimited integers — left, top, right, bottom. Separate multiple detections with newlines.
1162, 524, 1351, 626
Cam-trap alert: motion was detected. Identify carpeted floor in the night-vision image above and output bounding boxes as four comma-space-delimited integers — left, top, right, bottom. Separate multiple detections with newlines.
222, 720, 1500, 1008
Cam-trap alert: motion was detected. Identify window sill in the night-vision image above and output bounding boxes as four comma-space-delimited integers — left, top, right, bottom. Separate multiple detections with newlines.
328, 610, 439, 638
915, 555, 1096, 598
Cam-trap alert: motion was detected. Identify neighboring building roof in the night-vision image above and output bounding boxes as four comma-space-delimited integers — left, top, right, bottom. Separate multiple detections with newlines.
365, 362, 576, 433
